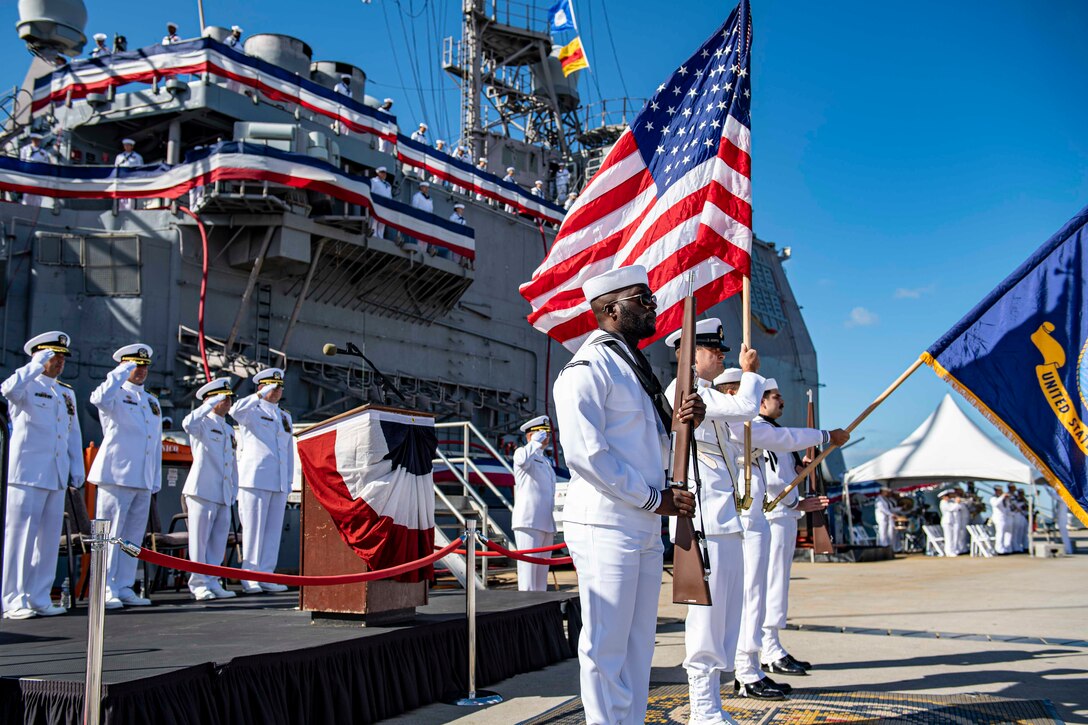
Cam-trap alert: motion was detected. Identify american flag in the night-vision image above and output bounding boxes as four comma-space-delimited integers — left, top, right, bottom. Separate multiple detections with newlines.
521, 0, 753, 350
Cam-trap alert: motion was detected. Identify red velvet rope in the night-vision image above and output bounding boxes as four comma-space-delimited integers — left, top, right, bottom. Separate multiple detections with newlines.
483, 539, 573, 566
130, 537, 463, 586
440, 541, 569, 556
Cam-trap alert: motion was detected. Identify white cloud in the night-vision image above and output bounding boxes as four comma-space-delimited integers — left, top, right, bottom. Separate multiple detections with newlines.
894, 283, 936, 300
845, 306, 879, 328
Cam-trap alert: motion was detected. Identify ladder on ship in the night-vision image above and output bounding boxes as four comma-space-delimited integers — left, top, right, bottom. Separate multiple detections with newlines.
254, 283, 273, 366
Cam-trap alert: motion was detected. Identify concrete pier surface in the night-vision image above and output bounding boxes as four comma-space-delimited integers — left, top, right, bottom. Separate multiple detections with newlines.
387, 532, 1088, 724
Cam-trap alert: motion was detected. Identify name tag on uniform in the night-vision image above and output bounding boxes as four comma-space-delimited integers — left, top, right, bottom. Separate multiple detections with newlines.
211, 428, 222, 434
34, 392, 53, 399
260, 415, 275, 422
123, 398, 138, 406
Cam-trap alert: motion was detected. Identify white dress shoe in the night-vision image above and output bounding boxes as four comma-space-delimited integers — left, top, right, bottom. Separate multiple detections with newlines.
104, 597, 124, 610
117, 589, 152, 607
33, 604, 67, 617
210, 586, 237, 599
259, 582, 288, 593
190, 588, 216, 601
241, 583, 263, 594
3, 607, 37, 620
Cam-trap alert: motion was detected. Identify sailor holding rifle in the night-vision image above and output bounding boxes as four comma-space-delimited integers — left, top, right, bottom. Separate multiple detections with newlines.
182, 378, 239, 601
757, 381, 843, 680
89, 344, 161, 609
554, 265, 704, 725
662, 321, 764, 725
1, 332, 83, 620
511, 415, 557, 592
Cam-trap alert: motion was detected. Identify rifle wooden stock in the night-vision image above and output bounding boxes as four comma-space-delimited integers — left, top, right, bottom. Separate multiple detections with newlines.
806, 391, 833, 555
670, 296, 712, 607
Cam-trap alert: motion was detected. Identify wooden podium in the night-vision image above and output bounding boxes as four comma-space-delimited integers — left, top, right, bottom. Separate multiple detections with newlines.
299, 405, 431, 625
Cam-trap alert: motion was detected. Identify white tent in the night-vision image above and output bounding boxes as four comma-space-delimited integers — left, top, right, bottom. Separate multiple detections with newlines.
844, 394, 1032, 487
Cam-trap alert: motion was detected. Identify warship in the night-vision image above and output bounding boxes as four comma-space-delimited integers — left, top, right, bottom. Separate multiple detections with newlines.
2, 0, 833, 565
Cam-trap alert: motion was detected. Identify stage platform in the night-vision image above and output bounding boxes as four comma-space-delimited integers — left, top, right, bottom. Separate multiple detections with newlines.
0, 588, 580, 725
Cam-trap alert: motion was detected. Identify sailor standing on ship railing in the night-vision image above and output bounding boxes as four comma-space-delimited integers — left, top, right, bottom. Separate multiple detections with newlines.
333, 74, 352, 98
555, 164, 571, 201
448, 202, 466, 225
115, 138, 143, 211
89, 344, 161, 610
475, 159, 490, 203
530, 179, 545, 198
370, 166, 392, 239
90, 32, 111, 58
19, 133, 51, 206
162, 22, 181, 45
501, 167, 516, 211
225, 25, 243, 48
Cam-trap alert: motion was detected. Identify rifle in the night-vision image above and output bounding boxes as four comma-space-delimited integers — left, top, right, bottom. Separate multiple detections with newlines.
805, 389, 834, 554
670, 295, 712, 606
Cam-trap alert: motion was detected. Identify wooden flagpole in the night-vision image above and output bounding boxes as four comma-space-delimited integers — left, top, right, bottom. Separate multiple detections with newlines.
764, 358, 924, 512
740, 277, 753, 510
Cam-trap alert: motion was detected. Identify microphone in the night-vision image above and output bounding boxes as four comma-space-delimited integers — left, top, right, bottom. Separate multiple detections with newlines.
321, 341, 408, 404
322, 343, 342, 356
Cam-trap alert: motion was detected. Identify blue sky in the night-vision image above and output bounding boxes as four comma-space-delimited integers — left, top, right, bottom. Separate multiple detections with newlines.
5, 0, 1087, 468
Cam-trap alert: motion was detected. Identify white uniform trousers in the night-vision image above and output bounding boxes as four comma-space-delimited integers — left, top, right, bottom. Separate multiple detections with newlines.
761, 517, 798, 663
514, 527, 552, 592
684, 532, 744, 675
95, 484, 152, 598
565, 522, 662, 725
1057, 509, 1072, 555
876, 514, 897, 550
238, 488, 287, 584
735, 519, 770, 684
185, 496, 232, 593
3, 485, 66, 613
942, 521, 958, 557
993, 517, 1011, 554
955, 521, 969, 555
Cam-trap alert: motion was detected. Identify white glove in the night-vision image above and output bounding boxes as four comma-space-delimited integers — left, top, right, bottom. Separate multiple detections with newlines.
32, 349, 54, 366
530, 430, 548, 444
259, 384, 277, 400
117, 360, 138, 374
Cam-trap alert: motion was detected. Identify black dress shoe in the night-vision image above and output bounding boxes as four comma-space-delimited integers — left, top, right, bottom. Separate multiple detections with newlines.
734, 678, 787, 700
761, 675, 793, 694
786, 654, 812, 671
762, 657, 807, 675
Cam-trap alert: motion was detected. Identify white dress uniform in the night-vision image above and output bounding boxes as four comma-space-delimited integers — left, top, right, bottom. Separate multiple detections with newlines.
162, 33, 181, 45
90, 34, 111, 58
939, 493, 960, 557
665, 363, 763, 724
449, 209, 466, 225
1013, 497, 1030, 552
555, 166, 570, 200
759, 416, 828, 669
333, 79, 352, 98
115, 142, 143, 211
552, 264, 667, 725
370, 169, 392, 239
19, 140, 52, 206
88, 345, 161, 607
990, 493, 1011, 554
874, 494, 900, 550
182, 380, 239, 599
512, 416, 557, 592
230, 369, 294, 593
225, 27, 243, 48
1, 333, 83, 619
1050, 490, 1073, 555
410, 189, 433, 213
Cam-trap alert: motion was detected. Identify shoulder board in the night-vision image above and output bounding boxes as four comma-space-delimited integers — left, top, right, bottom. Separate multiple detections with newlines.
57, 381, 73, 389
559, 360, 590, 374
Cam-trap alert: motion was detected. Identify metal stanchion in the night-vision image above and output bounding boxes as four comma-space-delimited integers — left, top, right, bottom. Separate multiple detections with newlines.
83, 519, 111, 725
454, 517, 502, 707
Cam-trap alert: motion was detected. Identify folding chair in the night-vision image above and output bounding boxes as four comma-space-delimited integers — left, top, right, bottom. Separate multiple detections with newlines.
850, 525, 875, 546
142, 493, 190, 594
922, 525, 946, 556
57, 486, 89, 604
968, 524, 996, 558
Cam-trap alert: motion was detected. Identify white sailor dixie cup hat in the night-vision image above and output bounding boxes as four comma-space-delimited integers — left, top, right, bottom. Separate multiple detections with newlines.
937, 489, 954, 499
713, 367, 743, 385
253, 367, 285, 386
376, 166, 387, 173
519, 415, 551, 433
28, 132, 43, 140
197, 378, 234, 399
122, 138, 135, 145
24, 331, 72, 357
581, 265, 649, 302
763, 378, 779, 391
114, 343, 153, 365
453, 202, 465, 209
664, 317, 729, 351
93, 32, 107, 41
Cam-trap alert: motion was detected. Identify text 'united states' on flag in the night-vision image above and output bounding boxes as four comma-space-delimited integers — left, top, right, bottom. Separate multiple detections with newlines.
520, 0, 753, 351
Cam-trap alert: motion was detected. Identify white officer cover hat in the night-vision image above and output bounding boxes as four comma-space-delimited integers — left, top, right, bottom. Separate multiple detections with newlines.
24, 331, 72, 357
763, 378, 778, 391
506, 166, 515, 173
453, 202, 465, 209
383, 98, 394, 104
534, 179, 543, 185
519, 415, 551, 433
196, 378, 234, 400
167, 21, 178, 29
418, 122, 428, 129
253, 367, 285, 386
376, 166, 387, 173
937, 489, 954, 499
231, 25, 243, 32
713, 367, 743, 385
419, 180, 430, 188
113, 343, 153, 365
340, 74, 351, 81
122, 138, 135, 145
664, 317, 729, 351
582, 265, 649, 302
28, 132, 43, 140
93, 33, 107, 41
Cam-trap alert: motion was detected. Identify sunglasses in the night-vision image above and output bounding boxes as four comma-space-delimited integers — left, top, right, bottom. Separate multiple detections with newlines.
610, 292, 657, 308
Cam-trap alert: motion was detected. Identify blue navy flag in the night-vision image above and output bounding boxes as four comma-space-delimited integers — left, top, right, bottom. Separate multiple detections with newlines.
924, 204, 1088, 524
549, 0, 577, 32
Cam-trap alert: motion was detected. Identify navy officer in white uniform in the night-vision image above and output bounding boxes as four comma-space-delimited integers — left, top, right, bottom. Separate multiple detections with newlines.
554, 265, 703, 725
1, 332, 84, 620
512, 415, 557, 592
182, 378, 239, 601
662, 322, 764, 725
89, 344, 161, 609
230, 368, 294, 594
757, 380, 842, 679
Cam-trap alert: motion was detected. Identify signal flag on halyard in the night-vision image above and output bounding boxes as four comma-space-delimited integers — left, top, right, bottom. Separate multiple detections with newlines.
549, 0, 577, 32
521, 0, 753, 350
295, 407, 439, 582
558, 37, 589, 77
923, 203, 1088, 525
